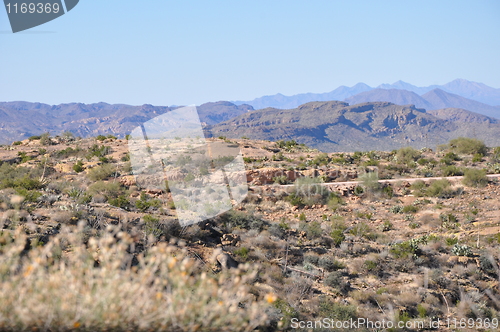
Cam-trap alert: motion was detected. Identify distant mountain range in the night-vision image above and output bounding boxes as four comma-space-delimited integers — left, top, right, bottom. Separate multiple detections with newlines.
2, 78, 500, 151
0, 101, 253, 144
209, 101, 500, 152
233, 79, 500, 118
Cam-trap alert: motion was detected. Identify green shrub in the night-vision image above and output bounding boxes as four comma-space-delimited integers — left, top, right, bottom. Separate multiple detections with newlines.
396, 147, 421, 164
380, 220, 393, 232
57, 147, 83, 158
12, 141, 22, 146
442, 165, 463, 177
86, 144, 111, 160
327, 192, 343, 210
28, 135, 41, 141
87, 164, 116, 181
462, 168, 488, 187
350, 222, 376, 240
318, 256, 345, 272
305, 221, 322, 239
353, 185, 364, 196
390, 240, 420, 258
143, 215, 162, 239
73, 161, 84, 173
219, 210, 266, 231
16, 188, 42, 203
426, 179, 458, 198
289, 177, 330, 207
445, 237, 458, 246
452, 244, 473, 257
88, 181, 124, 201
17, 152, 32, 164
402, 205, 418, 213
472, 153, 484, 162
234, 247, 249, 259
318, 297, 357, 321
364, 260, 378, 271
390, 205, 404, 214
330, 229, 345, 247
96, 135, 107, 141
135, 192, 162, 212
39, 132, 51, 145
448, 137, 487, 155
109, 195, 130, 209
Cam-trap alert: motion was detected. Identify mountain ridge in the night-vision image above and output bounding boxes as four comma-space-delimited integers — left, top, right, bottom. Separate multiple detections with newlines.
233, 79, 500, 110
209, 100, 500, 152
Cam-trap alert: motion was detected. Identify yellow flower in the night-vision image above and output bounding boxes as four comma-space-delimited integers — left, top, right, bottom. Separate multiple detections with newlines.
73, 322, 81, 328
265, 293, 277, 304
23, 265, 33, 277
168, 257, 177, 269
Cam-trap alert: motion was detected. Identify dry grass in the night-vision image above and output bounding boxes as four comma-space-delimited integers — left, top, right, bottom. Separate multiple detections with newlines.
0, 226, 271, 332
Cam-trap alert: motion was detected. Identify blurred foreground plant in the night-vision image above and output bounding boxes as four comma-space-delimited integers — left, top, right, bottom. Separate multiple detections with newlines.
0, 225, 270, 332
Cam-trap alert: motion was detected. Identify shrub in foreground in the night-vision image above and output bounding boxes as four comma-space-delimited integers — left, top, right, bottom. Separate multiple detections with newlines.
0, 226, 271, 331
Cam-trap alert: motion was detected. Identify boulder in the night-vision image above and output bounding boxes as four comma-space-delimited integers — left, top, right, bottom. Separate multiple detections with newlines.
216, 252, 239, 269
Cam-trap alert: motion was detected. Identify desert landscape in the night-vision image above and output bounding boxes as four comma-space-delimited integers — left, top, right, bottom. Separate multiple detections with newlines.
1, 133, 500, 331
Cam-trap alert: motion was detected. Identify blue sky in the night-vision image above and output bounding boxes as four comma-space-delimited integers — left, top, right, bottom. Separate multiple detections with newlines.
0, 0, 499, 106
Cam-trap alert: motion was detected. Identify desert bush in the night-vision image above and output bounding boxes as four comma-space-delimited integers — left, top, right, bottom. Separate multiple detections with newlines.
318, 296, 357, 321
57, 146, 83, 158
73, 160, 84, 173
88, 181, 124, 201
448, 137, 487, 155
109, 195, 130, 209
318, 256, 345, 272
327, 192, 343, 210
442, 165, 463, 177
0, 226, 270, 331
390, 240, 421, 259
350, 222, 376, 240
478, 253, 496, 275
303, 221, 322, 239
330, 229, 345, 247
268, 223, 286, 239
358, 171, 381, 193
0, 164, 44, 191
380, 220, 393, 232
396, 146, 421, 164
86, 144, 111, 161
462, 168, 488, 187
39, 132, 51, 145
390, 204, 404, 214
402, 205, 419, 213
303, 253, 320, 266
135, 192, 162, 212
426, 179, 459, 198
218, 210, 266, 231
87, 163, 117, 181
445, 237, 459, 246
290, 177, 330, 206
452, 244, 473, 257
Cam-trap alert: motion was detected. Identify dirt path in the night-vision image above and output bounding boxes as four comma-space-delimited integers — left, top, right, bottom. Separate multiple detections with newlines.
253, 174, 500, 190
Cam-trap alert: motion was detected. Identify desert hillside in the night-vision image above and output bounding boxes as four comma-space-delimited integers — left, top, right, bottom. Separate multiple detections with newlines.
1, 134, 500, 331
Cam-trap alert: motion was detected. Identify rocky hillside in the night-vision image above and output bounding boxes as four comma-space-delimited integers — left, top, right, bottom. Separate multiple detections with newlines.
210, 101, 500, 152
0, 101, 253, 144
1, 134, 500, 331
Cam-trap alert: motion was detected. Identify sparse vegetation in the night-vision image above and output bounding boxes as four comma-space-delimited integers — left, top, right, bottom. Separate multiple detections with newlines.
1, 135, 499, 331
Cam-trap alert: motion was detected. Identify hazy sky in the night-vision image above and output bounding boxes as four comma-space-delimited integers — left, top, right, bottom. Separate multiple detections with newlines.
1, 0, 499, 106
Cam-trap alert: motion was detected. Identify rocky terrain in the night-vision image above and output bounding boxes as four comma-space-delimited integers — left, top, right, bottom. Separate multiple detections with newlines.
209, 101, 500, 152
1, 134, 500, 331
